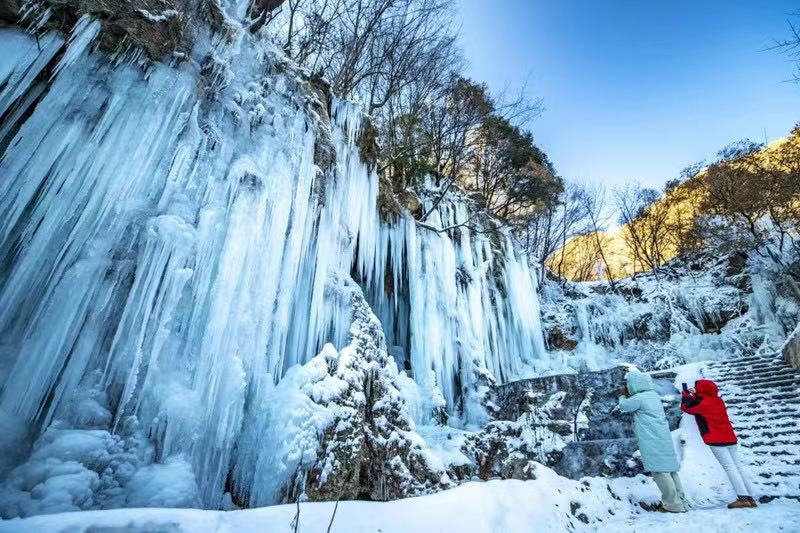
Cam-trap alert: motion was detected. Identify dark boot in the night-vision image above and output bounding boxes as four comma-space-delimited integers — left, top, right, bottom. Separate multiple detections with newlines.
728, 496, 753, 509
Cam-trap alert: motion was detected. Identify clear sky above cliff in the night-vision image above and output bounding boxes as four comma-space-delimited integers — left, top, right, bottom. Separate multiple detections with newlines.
459, 1, 800, 190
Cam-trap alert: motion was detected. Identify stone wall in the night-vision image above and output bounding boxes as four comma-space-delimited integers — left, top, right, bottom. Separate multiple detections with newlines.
494, 366, 681, 479
496, 366, 633, 441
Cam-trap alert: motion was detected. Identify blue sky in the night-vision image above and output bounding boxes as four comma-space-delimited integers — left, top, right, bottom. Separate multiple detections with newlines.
458, 0, 800, 189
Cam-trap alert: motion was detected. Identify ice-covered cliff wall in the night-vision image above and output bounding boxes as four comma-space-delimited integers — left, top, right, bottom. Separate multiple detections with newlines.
0, 6, 548, 515
539, 250, 800, 372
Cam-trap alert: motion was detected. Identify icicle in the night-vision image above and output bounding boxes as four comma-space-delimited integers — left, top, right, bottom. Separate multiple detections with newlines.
52, 15, 101, 77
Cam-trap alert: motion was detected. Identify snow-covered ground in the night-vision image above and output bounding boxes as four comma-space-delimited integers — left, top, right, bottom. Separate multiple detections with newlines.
2, 471, 798, 533
7, 360, 797, 532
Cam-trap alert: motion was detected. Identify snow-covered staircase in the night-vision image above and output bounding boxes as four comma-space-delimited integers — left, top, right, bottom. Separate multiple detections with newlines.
703, 353, 800, 500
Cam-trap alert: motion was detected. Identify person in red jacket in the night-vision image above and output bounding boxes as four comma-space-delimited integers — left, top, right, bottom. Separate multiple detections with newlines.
681, 379, 757, 509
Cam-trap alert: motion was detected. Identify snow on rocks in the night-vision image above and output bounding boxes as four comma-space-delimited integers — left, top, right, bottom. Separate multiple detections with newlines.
540, 251, 800, 373
135, 9, 181, 23
460, 420, 553, 480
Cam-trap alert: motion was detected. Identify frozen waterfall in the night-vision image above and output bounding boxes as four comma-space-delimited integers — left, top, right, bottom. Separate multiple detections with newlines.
0, 18, 548, 511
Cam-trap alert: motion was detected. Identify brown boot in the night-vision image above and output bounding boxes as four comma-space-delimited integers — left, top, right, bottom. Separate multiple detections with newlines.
745, 496, 758, 508
728, 496, 753, 509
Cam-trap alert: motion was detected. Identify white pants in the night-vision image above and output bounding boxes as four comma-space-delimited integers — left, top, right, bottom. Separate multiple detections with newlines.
710, 445, 756, 497
652, 472, 688, 512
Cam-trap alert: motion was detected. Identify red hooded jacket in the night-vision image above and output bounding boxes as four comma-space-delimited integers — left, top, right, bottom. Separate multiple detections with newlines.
680, 379, 738, 445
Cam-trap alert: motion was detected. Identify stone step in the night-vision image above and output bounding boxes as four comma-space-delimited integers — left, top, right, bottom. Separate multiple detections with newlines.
725, 392, 800, 405
710, 363, 797, 376
725, 378, 797, 391
747, 456, 800, 466
743, 440, 800, 450
728, 353, 780, 363
708, 355, 788, 367
726, 401, 800, 413
736, 429, 800, 438
727, 410, 800, 423
708, 358, 788, 372
738, 429, 800, 441
756, 472, 800, 480
712, 367, 800, 379
709, 371, 794, 384
729, 404, 800, 411
725, 392, 800, 406
735, 419, 800, 431
713, 370, 800, 384
720, 377, 800, 389
726, 399, 800, 411
717, 354, 783, 366
739, 421, 800, 431
721, 383, 800, 397
712, 375, 799, 387
753, 473, 800, 485
755, 480, 800, 491
752, 448, 796, 457
745, 456, 800, 466
717, 383, 800, 396
707, 365, 795, 380
726, 402, 800, 414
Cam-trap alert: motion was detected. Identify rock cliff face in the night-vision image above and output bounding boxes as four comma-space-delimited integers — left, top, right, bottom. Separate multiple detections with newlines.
2, 0, 209, 59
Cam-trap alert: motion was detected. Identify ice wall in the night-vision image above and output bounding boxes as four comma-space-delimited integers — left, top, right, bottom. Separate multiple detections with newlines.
0, 14, 547, 512
363, 192, 550, 423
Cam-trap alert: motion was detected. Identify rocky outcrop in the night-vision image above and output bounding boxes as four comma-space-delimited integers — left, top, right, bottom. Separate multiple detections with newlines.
460, 421, 543, 480
11, 0, 243, 60
546, 328, 578, 351
41, 0, 194, 58
554, 438, 642, 479
539, 251, 769, 372
304, 74, 336, 177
